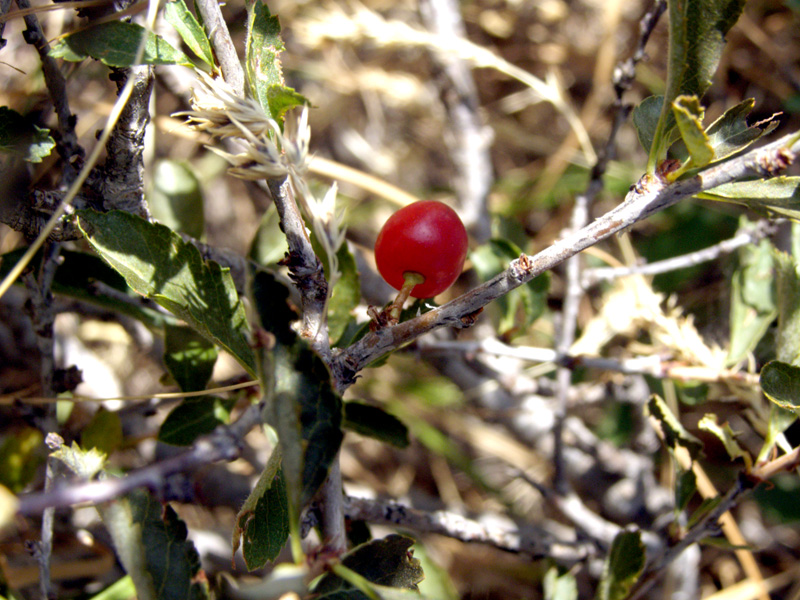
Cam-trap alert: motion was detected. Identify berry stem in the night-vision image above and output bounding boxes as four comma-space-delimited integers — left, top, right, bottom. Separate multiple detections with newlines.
388, 271, 425, 322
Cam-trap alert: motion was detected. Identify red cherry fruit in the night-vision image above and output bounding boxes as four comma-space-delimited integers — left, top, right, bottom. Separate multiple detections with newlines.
374, 200, 469, 299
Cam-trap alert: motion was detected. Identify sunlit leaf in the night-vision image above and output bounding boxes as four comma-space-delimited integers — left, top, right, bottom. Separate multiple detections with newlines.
696, 177, 800, 220
0, 428, 45, 492
164, 0, 215, 68
705, 99, 780, 161
648, 0, 746, 169
0, 106, 55, 162
50, 21, 192, 67
544, 567, 578, 600
647, 395, 703, 459
672, 95, 714, 167
76, 209, 255, 375
81, 409, 123, 456
698, 414, 752, 471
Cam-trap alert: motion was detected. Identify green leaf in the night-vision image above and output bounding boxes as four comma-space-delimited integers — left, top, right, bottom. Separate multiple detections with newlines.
696, 177, 800, 220
158, 396, 233, 446
760, 360, 800, 415
647, 395, 703, 459
50, 21, 193, 67
632, 96, 665, 155
100, 489, 210, 600
672, 95, 714, 167
51, 441, 107, 479
328, 243, 361, 346
470, 239, 549, 336
149, 160, 205, 239
648, 0, 746, 169
249, 207, 289, 266
0, 106, 55, 162
727, 232, 776, 365
705, 99, 780, 161
313, 535, 425, 596
595, 530, 645, 600
0, 248, 174, 329
0, 428, 44, 493
267, 85, 309, 124
163, 324, 218, 393
250, 270, 343, 510
75, 209, 256, 375
245, 0, 285, 119
81, 409, 123, 456
343, 402, 409, 448
698, 414, 752, 470
543, 567, 578, 600
233, 448, 290, 570
774, 248, 800, 365
675, 467, 697, 513
163, 0, 215, 68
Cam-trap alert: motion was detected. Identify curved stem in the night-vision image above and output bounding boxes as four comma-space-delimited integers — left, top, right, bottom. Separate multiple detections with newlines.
388, 272, 425, 322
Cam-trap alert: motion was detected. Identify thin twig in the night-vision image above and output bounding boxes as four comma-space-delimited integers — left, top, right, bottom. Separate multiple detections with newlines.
341, 495, 594, 564
266, 177, 332, 362
331, 132, 800, 391
16, 0, 82, 181
16, 402, 262, 516
583, 219, 774, 286
629, 474, 757, 600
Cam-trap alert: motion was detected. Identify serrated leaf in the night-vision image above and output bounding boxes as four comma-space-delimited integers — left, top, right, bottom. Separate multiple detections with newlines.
75, 209, 255, 375
727, 232, 776, 365
50, 21, 193, 67
245, 0, 285, 119
470, 239, 549, 336
632, 96, 665, 155
0, 106, 55, 162
595, 530, 645, 600
696, 177, 800, 220
158, 396, 233, 446
343, 402, 409, 448
0, 428, 45, 492
164, 0, 215, 68
100, 489, 210, 600
164, 324, 218, 393
81, 408, 123, 456
51, 440, 106, 480
672, 95, 714, 167
0, 248, 173, 329
648, 0, 746, 169
675, 468, 697, 512
314, 535, 425, 596
760, 361, 800, 415
267, 85, 309, 124
647, 395, 703, 459
698, 414, 752, 470
543, 567, 578, 600
233, 448, 290, 570
705, 99, 780, 161
149, 160, 205, 239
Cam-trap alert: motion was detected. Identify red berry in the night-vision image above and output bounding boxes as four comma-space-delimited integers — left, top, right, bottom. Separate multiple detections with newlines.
374, 200, 469, 299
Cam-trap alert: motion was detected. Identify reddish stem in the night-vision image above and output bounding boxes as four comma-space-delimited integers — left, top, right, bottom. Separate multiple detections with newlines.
388, 272, 425, 322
